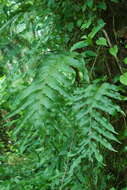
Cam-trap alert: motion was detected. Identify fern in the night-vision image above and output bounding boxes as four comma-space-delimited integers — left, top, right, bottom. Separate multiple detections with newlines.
71, 82, 124, 163
7, 54, 82, 150
4, 54, 125, 187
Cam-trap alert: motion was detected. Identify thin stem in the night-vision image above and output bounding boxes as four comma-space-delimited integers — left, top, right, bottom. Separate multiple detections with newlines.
102, 29, 123, 74
89, 47, 101, 80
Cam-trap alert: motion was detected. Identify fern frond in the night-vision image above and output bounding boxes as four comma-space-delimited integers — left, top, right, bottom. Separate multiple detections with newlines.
72, 82, 124, 162
7, 54, 82, 149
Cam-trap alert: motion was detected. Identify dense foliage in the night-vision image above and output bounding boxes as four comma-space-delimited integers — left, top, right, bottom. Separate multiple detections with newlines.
1, 0, 127, 189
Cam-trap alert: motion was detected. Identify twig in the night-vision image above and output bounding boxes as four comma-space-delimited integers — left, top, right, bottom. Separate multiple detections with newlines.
102, 29, 112, 48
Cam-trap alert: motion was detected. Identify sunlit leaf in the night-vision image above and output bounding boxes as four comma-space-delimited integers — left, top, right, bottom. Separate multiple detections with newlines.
96, 37, 107, 46
109, 45, 118, 58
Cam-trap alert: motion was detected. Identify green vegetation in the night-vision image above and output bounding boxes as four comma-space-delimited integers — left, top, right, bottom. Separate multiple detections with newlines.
1, 0, 127, 189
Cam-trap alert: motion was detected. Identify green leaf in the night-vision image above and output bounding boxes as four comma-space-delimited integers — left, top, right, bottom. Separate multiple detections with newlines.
92, 143, 103, 163
77, 19, 82, 27
97, 2, 107, 10
96, 37, 107, 46
124, 57, 127, 64
82, 50, 97, 57
71, 41, 88, 51
81, 18, 92, 30
120, 72, 127, 85
67, 22, 74, 32
73, 82, 122, 162
109, 45, 118, 58
88, 19, 105, 39
122, 188, 127, 190
86, 0, 94, 8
